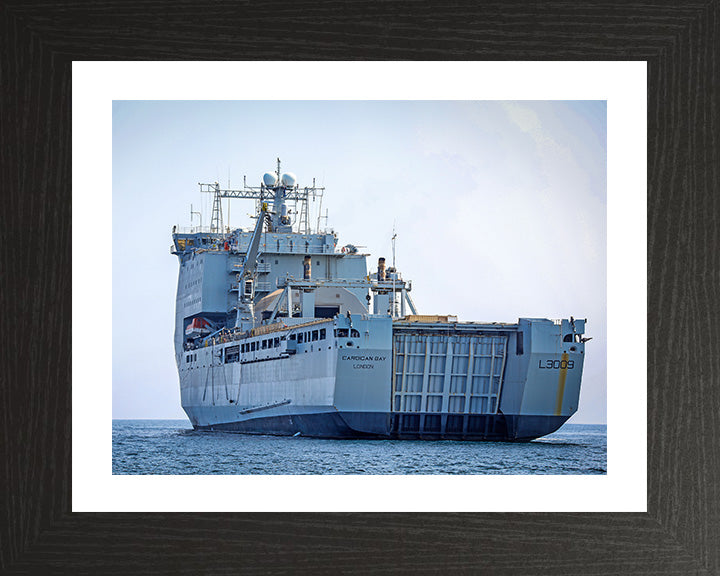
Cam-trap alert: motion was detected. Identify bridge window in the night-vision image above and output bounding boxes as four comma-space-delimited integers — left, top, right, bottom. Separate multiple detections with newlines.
320, 328, 326, 340
298, 333, 304, 344
312, 330, 319, 341
262, 340, 268, 350
351, 329, 360, 338
335, 328, 348, 338
274, 337, 280, 348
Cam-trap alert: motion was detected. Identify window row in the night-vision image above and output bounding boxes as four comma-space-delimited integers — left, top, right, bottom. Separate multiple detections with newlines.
334, 328, 360, 338
291, 328, 327, 344
240, 336, 286, 353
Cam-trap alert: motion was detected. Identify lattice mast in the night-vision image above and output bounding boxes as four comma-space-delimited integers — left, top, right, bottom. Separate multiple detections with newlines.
198, 158, 325, 234
209, 183, 223, 233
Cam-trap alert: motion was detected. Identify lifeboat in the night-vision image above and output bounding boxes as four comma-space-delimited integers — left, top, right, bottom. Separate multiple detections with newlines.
185, 317, 212, 338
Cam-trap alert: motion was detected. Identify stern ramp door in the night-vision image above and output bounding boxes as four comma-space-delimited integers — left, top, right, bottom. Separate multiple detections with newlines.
392, 332, 508, 434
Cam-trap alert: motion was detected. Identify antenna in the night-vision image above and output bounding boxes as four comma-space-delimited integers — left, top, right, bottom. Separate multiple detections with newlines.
198, 158, 324, 235
392, 224, 397, 269
190, 203, 202, 230
316, 208, 328, 233
391, 225, 397, 318
315, 180, 324, 233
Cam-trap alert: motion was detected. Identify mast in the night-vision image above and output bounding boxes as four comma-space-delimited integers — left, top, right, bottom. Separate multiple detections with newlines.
190, 204, 202, 231
199, 159, 324, 235
210, 182, 223, 233
391, 228, 397, 317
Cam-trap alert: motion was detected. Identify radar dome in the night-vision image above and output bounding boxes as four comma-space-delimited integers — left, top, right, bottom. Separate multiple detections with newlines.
262, 172, 277, 187
281, 172, 296, 188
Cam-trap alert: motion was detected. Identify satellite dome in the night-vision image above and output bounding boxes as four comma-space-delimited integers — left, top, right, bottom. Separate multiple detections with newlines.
281, 172, 296, 188
262, 172, 277, 187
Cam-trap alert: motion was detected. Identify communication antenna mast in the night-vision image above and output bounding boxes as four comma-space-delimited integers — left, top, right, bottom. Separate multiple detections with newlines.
392, 225, 397, 269
190, 204, 202, 230
209, 182, 224, 233
315, 182, 325, 233
199, 157, 324, 235
317, 208, 328, 233
227, 169, 231, 231
392, 225, 397, 317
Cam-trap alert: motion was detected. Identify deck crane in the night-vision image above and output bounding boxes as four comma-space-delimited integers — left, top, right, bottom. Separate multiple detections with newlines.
235, 202, 269, 332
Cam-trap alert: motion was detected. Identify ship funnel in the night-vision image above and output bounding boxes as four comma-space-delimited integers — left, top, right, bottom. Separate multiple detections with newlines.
303, 255, 312, 280
378, 257, 386, 281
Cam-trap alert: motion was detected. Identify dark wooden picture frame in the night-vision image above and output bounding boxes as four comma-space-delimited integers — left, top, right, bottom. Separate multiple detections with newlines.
2, 2, 718, 574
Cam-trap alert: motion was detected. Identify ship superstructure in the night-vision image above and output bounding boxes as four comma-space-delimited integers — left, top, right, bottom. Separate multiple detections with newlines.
171, 160, 588, 440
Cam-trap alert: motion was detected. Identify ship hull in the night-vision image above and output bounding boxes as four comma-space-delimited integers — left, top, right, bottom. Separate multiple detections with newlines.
177, 300, 585, 443
191, 409, 569, 441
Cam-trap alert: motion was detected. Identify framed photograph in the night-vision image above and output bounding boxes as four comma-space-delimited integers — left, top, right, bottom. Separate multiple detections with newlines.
108, 96, 610, 476
2, 3, 717, 574
93, 64, 625, 511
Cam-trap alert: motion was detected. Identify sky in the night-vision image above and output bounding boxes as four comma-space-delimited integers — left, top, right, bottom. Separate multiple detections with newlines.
112, 100, 607, 424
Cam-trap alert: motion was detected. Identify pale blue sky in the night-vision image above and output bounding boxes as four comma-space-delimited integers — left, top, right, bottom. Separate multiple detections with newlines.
112, 100, 607, 423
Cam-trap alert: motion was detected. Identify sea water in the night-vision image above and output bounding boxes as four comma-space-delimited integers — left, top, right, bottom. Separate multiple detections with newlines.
112, 420, 606, 475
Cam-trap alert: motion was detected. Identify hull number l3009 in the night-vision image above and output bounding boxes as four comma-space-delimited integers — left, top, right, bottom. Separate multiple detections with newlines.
539, 359, 575, 370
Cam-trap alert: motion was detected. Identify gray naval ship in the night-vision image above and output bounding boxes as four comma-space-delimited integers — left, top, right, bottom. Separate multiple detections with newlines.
171, 160, 589, 441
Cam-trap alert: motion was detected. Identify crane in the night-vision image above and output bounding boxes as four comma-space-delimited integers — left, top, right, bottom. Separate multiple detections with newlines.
235, 202, 269, 332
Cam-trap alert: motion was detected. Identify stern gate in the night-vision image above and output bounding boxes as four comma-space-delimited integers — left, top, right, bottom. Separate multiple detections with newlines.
391, 326, 509, 438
